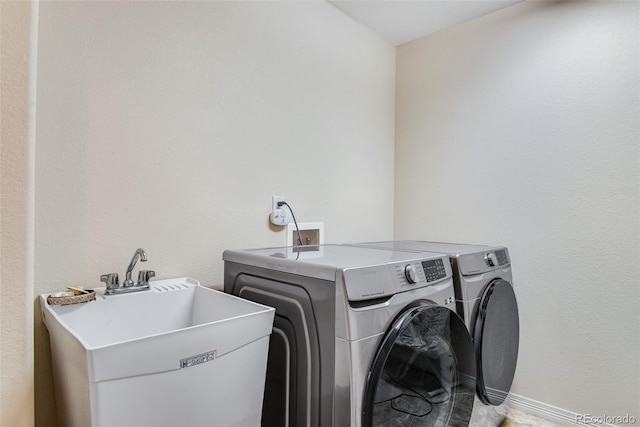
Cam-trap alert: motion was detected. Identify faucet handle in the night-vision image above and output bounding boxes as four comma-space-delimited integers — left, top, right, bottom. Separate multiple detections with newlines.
100, 273, 119, 290
137, 270, 155, 286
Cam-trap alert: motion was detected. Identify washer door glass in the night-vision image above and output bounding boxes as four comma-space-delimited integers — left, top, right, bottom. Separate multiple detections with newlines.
362, 301, 476, 427
474, 279, 519, 406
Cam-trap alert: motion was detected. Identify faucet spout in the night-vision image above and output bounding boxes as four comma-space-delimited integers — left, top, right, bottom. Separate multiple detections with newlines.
124, 248, 147, 286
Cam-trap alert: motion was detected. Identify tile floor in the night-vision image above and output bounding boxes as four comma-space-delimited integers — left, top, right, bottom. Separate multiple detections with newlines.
469, 396, 565, 427
500, 408, 565, 427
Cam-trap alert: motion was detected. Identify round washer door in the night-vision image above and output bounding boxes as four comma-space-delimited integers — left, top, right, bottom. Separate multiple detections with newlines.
473, 279, 519, 405
362, 301, 476, 427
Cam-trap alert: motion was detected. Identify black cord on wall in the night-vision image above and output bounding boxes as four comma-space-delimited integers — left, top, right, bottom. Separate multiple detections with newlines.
278, 201, 303, 256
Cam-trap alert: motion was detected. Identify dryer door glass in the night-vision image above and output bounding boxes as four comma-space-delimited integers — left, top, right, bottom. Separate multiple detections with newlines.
362, 301, 476, 427
473, 279, 519, 406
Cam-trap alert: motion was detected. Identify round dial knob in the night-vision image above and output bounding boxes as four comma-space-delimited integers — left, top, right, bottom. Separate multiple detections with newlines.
404, 264, 418, 284
485, 252, 497, 267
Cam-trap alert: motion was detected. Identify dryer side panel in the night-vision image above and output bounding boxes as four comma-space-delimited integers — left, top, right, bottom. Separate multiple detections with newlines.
224, 262, 336, 427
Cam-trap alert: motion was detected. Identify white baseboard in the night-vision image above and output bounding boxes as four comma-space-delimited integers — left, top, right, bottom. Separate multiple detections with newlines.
508, 393, 631, 427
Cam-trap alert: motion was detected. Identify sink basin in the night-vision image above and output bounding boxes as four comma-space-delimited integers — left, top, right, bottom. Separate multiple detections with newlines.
41, 277, 275, 426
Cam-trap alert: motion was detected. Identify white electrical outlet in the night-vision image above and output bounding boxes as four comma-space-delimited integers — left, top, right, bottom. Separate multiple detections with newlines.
270, 209, 292, 226
272, 196, 285, 212
270, 195, 291, 226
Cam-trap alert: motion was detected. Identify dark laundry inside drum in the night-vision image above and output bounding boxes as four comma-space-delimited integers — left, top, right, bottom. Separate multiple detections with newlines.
374, 371, 432, 417
365, 304, 477, 427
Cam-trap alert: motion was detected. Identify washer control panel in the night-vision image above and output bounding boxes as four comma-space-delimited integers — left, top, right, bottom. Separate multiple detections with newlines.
342, 255, 453, 301
392, 256, 450, 288
404, 264, 418, 283
421, 258, 447, 282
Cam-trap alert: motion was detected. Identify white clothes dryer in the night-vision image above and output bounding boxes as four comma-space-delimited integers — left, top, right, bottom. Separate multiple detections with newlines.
350, 241, 519, 407
223, 244, 477, 426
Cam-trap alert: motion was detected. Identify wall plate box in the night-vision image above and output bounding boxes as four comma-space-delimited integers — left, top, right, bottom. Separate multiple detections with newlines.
40, 278, 275, 427
287, 221, 324, 247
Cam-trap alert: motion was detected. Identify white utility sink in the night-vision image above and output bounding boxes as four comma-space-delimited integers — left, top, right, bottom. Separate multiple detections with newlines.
41, 277, 275, 427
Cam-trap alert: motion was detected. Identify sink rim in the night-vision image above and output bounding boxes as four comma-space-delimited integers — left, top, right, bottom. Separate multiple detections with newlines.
40, 277, 275, 351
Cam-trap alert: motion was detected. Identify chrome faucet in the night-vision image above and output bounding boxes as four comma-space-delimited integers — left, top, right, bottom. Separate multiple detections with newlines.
101, 248, 155, 295
124, 248, 147, 286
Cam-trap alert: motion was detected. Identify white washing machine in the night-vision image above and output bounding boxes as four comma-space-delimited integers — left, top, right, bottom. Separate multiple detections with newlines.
223, 244, 477, 426
350, 241, 519, 407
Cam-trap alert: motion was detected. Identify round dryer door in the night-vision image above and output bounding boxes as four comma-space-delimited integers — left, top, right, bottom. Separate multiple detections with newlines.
362, 301, 476, 427
473, 279, 519, 406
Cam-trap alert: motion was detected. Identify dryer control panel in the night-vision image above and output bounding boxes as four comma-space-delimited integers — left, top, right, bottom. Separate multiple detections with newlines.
458, 247, 510, 275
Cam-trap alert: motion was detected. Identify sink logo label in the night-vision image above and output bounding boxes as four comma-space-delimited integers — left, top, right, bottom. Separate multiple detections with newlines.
180, 350, 217, 369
